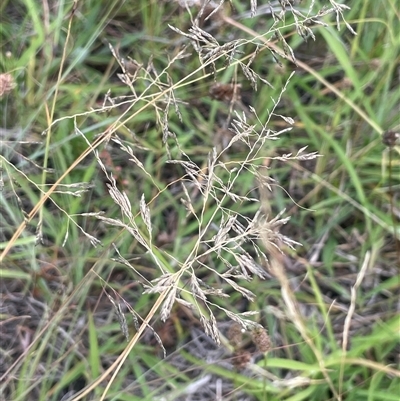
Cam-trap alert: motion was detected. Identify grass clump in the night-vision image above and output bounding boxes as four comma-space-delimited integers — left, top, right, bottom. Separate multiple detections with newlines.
1, 0, 399, 400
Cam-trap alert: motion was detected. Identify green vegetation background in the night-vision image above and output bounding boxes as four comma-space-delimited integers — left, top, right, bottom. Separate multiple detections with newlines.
1, 1, 399, 400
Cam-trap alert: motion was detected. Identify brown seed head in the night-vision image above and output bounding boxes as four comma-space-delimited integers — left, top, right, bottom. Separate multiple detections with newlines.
251, 327, 271, 353
231, 349, 252, 370
382, 130, 400, 148
0, 73, 16, 97
209, 83, 241, 102
227, 322, 243, 348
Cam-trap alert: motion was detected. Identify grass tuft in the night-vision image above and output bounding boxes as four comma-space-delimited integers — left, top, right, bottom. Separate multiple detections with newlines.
1, 1, 399, 400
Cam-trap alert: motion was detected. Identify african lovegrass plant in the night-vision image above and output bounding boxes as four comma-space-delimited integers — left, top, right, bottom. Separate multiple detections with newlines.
1, 1, 399, 400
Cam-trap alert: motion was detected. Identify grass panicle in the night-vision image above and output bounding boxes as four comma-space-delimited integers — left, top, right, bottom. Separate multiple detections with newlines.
1, 1, 399, 400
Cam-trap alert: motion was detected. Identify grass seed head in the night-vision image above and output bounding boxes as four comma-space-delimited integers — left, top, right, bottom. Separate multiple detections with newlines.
0, 73, 15, 97
251, 327, 272, 353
